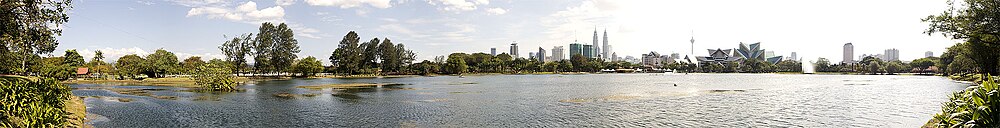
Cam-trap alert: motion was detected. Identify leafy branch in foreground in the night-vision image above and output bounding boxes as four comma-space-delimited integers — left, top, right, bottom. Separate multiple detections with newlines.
932, 75, 999, 127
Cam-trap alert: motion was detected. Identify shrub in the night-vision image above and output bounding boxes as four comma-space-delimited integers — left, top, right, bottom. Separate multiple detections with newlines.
0, 76, 71, 127
191, 62, 238, 91
932, 75, 999, 127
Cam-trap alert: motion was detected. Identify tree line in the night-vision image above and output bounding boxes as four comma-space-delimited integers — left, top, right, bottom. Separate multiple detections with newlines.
328, 31, 416, 76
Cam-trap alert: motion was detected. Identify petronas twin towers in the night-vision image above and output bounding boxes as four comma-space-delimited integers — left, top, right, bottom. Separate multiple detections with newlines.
592, 28, 611, 60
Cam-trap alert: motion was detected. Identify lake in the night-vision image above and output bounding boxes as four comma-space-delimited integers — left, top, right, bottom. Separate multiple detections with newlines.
71, 73, 971, 127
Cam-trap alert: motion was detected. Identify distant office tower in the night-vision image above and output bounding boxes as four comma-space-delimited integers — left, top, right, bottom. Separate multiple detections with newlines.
884, 48, 899, 61
790, 52, 797, 61
569, 43, 583, 57
583, 45, 593, 58
925, 51, 934, 58
602, 29, 610, 60
510, 43, 518, 58
611, 52, 618, 61
537, 47, 546, 62
642, 51, 662, 67
843, 43, 854, 64
592, 28, 600, 59
552, 46, 565, 61
490, 48, 496, 56
529, 52, 535, 60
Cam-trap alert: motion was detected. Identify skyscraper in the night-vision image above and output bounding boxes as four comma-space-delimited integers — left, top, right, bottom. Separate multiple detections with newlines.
885, 48, 899, 61
925, 51, 934, 58
592, 28, 600, 59
490, 48, 496, 56
602, 29, 610, 60
569, 43, 583, 57
537, 47, 546, 62
790, 52, 797, 61
843, 43, 854, 64
552, 46, 565, 61
510, 42, 518, 58
583, 45, 593, 58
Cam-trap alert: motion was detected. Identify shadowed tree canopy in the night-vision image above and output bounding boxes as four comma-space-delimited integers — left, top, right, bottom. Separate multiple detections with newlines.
144, 49, 179, 78
0, 0, 73, 74
62, 49, 84, 67
924, 0, 1000, 75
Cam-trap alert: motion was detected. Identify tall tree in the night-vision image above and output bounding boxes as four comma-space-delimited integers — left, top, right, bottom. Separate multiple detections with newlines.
330, 31, 362, 75
93, 50, 104, 63
1, 0, 73, 74
181, 56, 206, 74
254, 22, 276, 75
220, 33, 253, 76
62, 49, 84, 67
359, 38, 380, 70
270, 23, 300, 75
115, 54, 145, 79
924, 0, 1000, 76
144, 49, 179, 78
378, 39, 398, 73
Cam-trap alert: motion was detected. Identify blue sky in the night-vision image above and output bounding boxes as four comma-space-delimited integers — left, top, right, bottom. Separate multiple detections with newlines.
56, 0, 960, 64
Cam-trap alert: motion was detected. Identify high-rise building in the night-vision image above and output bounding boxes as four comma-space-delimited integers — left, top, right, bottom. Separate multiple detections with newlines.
885, 48, 899, 61
569, 43, 583, 57
583, 45, 593, 58
490, 48, 496, 56
528, 52, 535, 60
602, 29, 610, 60
790, 52, 797, 61
537, 47, 546, 62
551, 46, 565, 61
925, 51, 934, 58
611, 52, 618, 61
510, 43, 519, 58
843, 43, 854, 64
592, 28, 600, 59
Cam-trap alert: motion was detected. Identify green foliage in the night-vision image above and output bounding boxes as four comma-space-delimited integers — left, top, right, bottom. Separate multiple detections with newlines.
924, 0, 1000, 75
191, 60, 238, 91
933, 75, 1000, 127
181, 56, 206, 74
0, 76, 72, 127
144, 49, 179, 78
220, 33, 253, 75
253, 22, 300, 75
0, 0, 73, 74
446, 53, 468, 74
115, 54, 145, 79
291, 56, 323, 77
330, 31, 362, 75
37, 57, 72, 80
775, 60, 802, 72
61, 49, 84, 67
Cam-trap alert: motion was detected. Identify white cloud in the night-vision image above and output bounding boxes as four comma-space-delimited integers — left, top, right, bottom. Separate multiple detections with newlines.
75, 47, 225, 63
276, 0, 296, 6
427, 0, 489, 12
137, 0, 155, 5
305, 0, 392, 9
186, 1, 286, 24
168, 0, 227, 7
485, 7, 506, 15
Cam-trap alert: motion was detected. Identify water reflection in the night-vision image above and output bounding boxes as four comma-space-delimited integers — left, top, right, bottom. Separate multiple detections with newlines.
71, 74, 970, 127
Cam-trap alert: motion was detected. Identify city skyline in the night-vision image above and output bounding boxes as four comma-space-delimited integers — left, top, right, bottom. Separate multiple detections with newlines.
54, 0, 959, 64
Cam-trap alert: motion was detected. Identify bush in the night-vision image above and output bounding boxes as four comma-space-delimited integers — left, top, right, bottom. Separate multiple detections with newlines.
932, 75, 999, 127
191, 62, 238, 91
0, 76, 71, 127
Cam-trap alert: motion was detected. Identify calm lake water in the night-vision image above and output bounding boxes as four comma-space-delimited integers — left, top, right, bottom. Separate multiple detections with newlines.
71, 74, 971, 127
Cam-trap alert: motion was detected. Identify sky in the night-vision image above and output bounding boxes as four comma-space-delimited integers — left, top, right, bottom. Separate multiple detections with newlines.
55, 0, 962, 64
